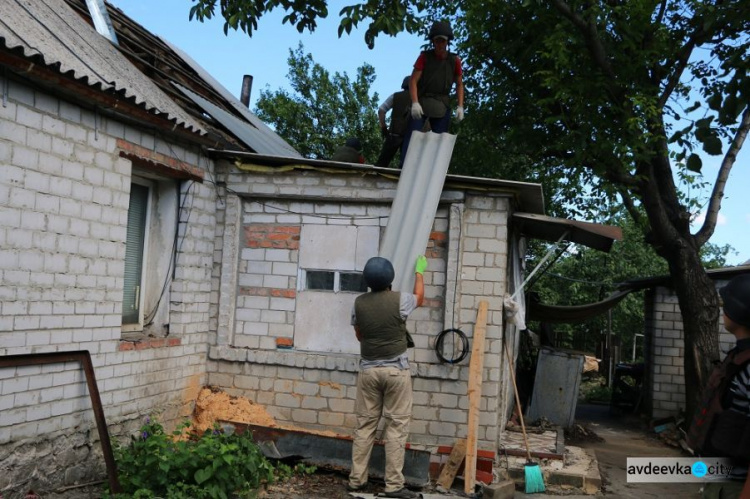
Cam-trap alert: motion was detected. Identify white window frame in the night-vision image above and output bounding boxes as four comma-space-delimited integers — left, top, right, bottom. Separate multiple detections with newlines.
299, 269, 366, 293
122, 177, 153, 332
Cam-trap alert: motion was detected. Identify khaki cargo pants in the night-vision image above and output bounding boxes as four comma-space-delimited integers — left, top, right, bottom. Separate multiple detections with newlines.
349, 366, 412, 493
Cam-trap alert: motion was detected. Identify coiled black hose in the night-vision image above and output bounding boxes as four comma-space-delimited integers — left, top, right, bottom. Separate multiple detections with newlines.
435, 328, 470, 364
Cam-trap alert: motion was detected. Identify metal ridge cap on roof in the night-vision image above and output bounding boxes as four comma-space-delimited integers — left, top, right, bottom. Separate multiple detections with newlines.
211, 148, 546, 213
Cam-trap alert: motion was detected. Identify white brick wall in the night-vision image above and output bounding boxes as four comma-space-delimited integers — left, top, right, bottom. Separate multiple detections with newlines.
209, 165, 512, 452
1, 79, 212, 489
648, 282, 735, 417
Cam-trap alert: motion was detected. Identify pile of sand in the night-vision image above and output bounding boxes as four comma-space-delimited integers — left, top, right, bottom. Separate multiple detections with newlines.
193, 386, 278, 433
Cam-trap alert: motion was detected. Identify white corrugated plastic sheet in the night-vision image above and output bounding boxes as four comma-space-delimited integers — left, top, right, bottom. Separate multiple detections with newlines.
380, 131, 457, 293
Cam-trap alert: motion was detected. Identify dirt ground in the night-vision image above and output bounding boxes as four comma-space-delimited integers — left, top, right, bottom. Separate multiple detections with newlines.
573, 403, 702, 498
44, 391, 708, 498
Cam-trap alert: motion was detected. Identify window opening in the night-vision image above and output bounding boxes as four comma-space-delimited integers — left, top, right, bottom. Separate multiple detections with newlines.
122, 183, 149, 325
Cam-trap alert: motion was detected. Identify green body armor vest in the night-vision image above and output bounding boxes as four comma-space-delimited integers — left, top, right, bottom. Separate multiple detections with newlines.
354, 291, 408, 360
417, 50, 457, 117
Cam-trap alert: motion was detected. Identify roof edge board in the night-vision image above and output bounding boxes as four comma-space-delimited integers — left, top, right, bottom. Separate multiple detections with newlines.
211, 148, 546, 214
513, 212, 623, 253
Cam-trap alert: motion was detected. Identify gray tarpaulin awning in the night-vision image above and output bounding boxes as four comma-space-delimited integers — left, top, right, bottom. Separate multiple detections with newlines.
527, 288, 635, 323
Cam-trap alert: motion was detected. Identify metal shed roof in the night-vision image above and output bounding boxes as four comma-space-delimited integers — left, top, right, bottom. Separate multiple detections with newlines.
0, 0, 205, 136
512, 212, 623, 252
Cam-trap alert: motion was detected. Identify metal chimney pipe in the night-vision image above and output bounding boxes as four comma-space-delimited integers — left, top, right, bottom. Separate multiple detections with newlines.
240, 75, 253, 107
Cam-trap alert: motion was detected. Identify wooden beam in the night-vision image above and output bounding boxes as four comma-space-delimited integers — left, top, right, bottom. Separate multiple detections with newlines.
465, 300, 489, 494
436, 438, 467, 490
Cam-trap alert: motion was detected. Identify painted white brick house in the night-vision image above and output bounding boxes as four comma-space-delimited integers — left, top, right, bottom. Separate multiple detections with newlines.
1, 0, 622, 495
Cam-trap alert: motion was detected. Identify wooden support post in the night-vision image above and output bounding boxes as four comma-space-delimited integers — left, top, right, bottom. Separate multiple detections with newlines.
436, 438, 467, 491
465, 300, 488, 494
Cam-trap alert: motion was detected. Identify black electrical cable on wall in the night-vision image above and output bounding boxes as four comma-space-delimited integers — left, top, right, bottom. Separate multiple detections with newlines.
434, 207, 470, 364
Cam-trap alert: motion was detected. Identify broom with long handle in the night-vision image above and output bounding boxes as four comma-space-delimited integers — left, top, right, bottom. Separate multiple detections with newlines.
504, 339, 546, 493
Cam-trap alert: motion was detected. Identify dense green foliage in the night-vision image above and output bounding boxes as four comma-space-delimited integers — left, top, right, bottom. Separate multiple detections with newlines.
108, 418, 275, 499
254, 44, 382, 162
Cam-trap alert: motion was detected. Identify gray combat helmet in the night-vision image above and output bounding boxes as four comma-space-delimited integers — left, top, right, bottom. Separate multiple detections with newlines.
363, 257, 395, 291
428, 20, 454, 41
401, 76, 410, 90
720, 274, 750, 328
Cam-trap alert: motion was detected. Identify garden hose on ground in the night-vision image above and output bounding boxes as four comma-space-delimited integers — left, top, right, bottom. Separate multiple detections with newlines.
435, 328, 470, 364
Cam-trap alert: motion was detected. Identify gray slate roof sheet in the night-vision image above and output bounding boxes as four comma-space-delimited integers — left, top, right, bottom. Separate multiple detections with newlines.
1, 0, 205, 135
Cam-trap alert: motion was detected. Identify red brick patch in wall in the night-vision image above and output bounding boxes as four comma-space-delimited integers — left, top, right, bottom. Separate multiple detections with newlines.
430, 231, 448, 247
245, 225, 300, 249
239, 287, 297, 298
276, 338, 294, 348
119, 337, 181, 351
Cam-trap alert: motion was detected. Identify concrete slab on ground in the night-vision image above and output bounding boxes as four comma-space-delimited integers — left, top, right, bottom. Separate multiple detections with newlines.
500, 445, 601, 495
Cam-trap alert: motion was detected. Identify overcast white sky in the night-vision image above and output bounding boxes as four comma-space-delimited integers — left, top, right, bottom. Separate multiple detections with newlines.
110, 0, 750, 266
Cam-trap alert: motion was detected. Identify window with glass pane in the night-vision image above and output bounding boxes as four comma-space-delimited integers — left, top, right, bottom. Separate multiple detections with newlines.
306, 270, 335, 290
122, 184, 149, 324
340, 272, 367, 292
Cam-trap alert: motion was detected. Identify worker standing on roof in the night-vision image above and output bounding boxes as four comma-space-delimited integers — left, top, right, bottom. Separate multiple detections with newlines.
375, 76, 412, 168
347, 256, 427, 499
332, 137, 365, 163
400, 20, 465, 166
687, 274, 750, 499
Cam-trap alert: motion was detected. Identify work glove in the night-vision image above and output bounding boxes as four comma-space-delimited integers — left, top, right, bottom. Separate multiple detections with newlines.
455, 106, 464, 122
411, 102, 424, 119
415, 255, 428, 275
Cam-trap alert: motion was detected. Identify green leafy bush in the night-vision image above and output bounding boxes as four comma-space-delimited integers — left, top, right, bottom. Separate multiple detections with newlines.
109, 418, 275, 499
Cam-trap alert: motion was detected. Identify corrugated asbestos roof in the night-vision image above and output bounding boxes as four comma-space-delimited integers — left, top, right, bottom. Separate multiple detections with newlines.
0, 0, 205, 135
166, 42, 302, 158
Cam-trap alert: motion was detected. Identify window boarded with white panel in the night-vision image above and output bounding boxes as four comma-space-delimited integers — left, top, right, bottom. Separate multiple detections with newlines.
295, 224, 379, 353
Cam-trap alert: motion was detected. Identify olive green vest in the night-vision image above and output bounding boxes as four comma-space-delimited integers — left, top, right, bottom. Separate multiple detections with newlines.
389, 90, 411, 136
417, 50, 457, 107
354, 290, 408, 360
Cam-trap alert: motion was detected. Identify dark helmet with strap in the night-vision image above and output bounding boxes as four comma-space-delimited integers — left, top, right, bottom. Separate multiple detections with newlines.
363, 257, 394, 291
401, 76, 410, 90
428, 20, 454, 41
720, 274, 750, 328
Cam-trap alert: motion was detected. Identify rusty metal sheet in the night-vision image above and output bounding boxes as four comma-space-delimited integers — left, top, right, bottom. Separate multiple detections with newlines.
527, 348, 585, 427
227, 422, 431, 487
